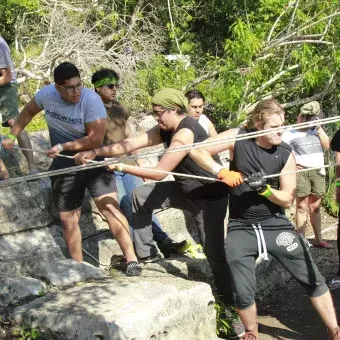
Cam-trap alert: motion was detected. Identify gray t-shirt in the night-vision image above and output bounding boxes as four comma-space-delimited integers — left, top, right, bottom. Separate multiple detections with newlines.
35, 84, 106, 168
0, 36, 16, 83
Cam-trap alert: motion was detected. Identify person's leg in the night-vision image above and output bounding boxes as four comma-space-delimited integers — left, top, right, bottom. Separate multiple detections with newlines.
295, 196, 309, 236
225, 227, 259, 333
310, 291, 338, 331
266, 219, 338, 333
197, 197, 232, 304
59, 208, 83, 262
132, 181, 186, 259
0, 157, 9, 180
309, 170, 330, 247
309, 194, 330, 246
7, 118, 36, 172
114, 171, 133, 235
51, 173, 86, 262
121, 171, 169, 243
328, 211, 340, 289
94, 192, 137, 262
88, 168, 137, 263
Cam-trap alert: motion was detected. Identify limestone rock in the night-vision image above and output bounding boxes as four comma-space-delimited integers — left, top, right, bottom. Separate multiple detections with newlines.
11, 277, 216, 340
0, 180, 52, 234
0, 277, 46, 306
0, 228, 64, 269
32, 259, 107, 286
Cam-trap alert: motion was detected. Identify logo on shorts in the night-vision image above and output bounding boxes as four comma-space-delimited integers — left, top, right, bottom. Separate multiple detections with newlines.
287, 242, 298, 252
276, 232, 295, 247
276, 232, 299, 252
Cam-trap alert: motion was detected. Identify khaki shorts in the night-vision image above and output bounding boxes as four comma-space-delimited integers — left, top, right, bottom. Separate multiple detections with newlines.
0, 83, 19, 127
296, 169, 325, 197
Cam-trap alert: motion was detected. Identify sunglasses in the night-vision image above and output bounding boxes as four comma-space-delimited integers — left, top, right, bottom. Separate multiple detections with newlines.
105, 83, 119, 89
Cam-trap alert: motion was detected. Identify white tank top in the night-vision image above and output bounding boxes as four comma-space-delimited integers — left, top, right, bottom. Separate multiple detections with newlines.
198, 114, 210, 135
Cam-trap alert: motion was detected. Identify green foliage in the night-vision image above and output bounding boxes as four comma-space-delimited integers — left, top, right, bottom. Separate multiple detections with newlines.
214, 299, 232, 336
12, 325, 42, 340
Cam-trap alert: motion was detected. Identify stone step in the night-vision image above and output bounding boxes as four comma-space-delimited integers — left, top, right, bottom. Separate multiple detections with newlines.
11, 276, 216, 340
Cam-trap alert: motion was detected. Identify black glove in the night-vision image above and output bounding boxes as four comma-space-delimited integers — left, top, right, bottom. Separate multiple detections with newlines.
247, 172, 267, 193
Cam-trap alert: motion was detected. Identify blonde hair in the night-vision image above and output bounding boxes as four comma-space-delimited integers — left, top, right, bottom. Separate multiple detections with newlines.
247, 99, 285, 130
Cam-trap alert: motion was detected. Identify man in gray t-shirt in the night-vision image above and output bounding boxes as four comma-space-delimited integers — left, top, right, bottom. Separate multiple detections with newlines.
0, 35, 36, 180
3, 62, 141, 276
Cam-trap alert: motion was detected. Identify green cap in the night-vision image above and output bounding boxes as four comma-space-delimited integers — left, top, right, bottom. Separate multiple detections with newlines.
152, 88, 188, 110
300, 101, 321, 116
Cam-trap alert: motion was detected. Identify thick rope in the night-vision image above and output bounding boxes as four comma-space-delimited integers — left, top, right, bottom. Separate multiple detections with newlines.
0, 115, 339, 187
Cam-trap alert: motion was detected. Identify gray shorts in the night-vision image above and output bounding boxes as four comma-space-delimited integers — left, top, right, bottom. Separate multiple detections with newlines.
226, 215, 327, 310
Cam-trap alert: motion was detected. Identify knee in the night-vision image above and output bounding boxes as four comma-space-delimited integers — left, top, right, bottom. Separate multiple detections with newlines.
308, 281, 328, 298
61, 220, 79, 235
234, 293, 256, 310
309, 204, 321, 214
296, 204, 307, 214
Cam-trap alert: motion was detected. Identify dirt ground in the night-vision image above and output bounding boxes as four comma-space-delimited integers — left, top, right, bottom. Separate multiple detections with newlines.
257, 208, 339, 340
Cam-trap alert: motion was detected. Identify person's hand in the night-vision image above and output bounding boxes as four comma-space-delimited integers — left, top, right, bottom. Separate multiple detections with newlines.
217, 169, 244, 187
74, 150, 96, 165
105, 161, 124, 172
2, 137, 15, 150
296, 164, 304, 171
247, 172, 267, 192
45, 144, 63, 159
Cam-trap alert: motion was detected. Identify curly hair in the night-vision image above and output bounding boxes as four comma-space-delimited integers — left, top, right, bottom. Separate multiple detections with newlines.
247, 99, 285, 130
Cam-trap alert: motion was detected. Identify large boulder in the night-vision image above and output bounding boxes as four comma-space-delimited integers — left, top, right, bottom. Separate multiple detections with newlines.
0, 277, 46, 306
11, 277, 216, 340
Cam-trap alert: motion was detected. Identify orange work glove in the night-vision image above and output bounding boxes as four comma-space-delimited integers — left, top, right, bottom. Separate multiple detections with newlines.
217, 169, 244, 187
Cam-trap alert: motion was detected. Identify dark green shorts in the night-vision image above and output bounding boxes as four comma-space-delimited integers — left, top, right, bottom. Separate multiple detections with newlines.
296, 169, 325, 197
0, 83, 19, 126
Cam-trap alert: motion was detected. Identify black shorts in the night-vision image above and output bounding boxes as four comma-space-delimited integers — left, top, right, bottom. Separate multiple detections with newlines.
226, 215, 327, 310
51, 167, 117, 212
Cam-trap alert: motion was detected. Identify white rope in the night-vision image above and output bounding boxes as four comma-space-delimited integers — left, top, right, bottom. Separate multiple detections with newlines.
0, 115, 339, 187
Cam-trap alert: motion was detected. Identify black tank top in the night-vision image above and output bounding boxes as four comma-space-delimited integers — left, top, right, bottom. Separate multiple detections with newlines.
229, 129, 292, 222
160, 116, 228, 198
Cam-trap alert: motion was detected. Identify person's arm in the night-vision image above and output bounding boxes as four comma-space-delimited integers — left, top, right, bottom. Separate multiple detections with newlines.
74, 124, 163, 164
125, 121, 144, 167
251, 153, 296, 208
207, 118, 218, 137
46, 118, 107, 158
316, 126, 330, 150
189, 128, 240, 159
113, 128, 195, 181
188, 136, 243, 187
2, 98, 42, 149
0, 67, 11, 86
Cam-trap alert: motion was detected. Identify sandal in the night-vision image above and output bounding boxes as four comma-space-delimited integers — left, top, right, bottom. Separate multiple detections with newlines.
328, 276, 340, 290
125, 261, 142, 276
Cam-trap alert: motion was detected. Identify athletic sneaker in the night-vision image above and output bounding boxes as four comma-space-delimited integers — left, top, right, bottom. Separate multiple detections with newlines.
158, 238, 190, 258
138, 254, 160, 263
186, 243, 206, 259
125, 261, 142, 276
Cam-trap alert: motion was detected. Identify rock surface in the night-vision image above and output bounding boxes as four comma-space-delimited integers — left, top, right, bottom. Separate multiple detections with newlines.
11, 277, 216, 340
0, 277, 46, 306
32, 259, 107, 286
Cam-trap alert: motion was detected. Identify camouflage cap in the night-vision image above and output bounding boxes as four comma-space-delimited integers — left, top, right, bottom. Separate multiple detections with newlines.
300, 101, 321, 116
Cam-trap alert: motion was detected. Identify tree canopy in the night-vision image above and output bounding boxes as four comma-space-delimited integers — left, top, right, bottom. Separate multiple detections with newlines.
0, 0, 339, 129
